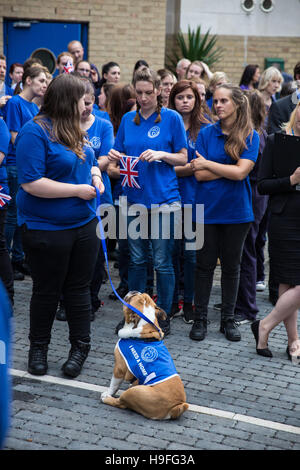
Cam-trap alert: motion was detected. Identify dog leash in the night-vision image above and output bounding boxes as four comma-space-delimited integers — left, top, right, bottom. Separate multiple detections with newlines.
94, 187, 161, 334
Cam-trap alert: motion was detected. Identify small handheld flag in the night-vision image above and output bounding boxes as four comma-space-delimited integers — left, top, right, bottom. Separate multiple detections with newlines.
119, 156, 141, 189
0, 186, 11, 208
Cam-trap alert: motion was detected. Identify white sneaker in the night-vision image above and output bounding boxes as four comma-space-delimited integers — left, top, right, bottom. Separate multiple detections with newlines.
256, 281, 266, 292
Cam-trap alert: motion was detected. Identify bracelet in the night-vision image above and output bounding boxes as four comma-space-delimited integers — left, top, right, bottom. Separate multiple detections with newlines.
91, 174, 103, 182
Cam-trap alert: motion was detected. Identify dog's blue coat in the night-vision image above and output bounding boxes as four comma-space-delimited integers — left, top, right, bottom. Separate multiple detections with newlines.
117, 338, 178, 386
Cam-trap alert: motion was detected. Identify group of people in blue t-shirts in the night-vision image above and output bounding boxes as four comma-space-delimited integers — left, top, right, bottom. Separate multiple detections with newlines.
1, 45, 300, 448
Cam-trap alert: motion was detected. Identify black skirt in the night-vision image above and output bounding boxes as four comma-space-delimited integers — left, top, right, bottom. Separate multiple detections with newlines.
269, 195, 300, 285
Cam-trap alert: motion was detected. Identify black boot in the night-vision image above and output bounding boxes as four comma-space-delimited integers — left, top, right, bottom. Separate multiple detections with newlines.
189, 319, 207, 341
220, 317, 241, 342
62, 340, 90, 378
189, 308, 207, 341
28, 342, 48, 375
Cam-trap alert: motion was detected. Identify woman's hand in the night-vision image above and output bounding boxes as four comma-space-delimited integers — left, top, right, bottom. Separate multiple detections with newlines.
139, 149, 163, 162
77, 184, 97, 200
92, 175, 105, 194
290, 166, 300, 186
0, 95, 11, 108
108, 149, 122, 162
190, 151, 209, 171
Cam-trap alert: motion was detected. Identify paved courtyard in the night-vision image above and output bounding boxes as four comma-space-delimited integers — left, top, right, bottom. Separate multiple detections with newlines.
3, 260, 300, 451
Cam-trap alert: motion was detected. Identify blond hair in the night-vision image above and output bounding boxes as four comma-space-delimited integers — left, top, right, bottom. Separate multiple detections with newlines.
281, 101, 300, 135
258, 67, 283, 93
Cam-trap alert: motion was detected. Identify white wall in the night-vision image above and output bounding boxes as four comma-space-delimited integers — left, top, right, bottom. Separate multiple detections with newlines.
178, 0, 300, 37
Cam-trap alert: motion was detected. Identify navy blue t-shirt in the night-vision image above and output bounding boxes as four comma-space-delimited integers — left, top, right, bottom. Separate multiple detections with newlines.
194, 122, 259, 224
114, 107, 187, 208
16, 119, 99, 230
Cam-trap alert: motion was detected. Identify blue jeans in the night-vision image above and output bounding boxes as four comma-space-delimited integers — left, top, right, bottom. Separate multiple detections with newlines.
127, 210, 175, 315
5, 166, 24, 263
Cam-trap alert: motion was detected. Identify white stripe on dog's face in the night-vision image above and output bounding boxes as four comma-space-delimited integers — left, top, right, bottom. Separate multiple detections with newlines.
140, 301, 156, 326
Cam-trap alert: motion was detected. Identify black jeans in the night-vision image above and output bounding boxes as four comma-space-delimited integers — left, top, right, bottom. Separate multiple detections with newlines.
22, 218, 100, 344
0, 208, 14, 305
194, 223, 250, 320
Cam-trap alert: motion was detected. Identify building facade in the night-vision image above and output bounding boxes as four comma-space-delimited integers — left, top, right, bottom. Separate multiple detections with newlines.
166, 0, 300, 84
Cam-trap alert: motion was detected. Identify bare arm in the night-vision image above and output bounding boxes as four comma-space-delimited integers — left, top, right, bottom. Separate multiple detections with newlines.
139, 148, 187, 166
97, 156, 109, 172
0, 151, 5, 166
174, 162, 194, 177
107, 161, 120, 179
191, 151, 254, 181
22, 178, 98, 200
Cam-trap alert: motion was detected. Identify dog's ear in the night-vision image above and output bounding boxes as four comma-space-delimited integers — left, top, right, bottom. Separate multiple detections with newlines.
155, 306, 167, 320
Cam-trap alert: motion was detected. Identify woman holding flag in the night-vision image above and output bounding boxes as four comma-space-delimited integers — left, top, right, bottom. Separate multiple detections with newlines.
108, 68, 187, 335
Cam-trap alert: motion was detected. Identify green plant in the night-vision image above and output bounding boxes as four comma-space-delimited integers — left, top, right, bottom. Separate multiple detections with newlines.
166, 25, 223, 73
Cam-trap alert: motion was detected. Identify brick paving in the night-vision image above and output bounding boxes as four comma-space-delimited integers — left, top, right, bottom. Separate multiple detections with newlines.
3, 260, 300, 451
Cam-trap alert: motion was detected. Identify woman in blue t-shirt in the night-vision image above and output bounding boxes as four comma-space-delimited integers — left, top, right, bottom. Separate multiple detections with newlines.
190, 84, 259, 343
16, 74, 104, 378
4, 65, 48, 279
108, 68, 188, 335
168, 79, 210, 324
0, 119, 14, 304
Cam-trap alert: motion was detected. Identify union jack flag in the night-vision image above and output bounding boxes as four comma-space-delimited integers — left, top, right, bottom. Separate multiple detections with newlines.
0, 186, 11, 207
119, 156, 141, 189
63, 60, 74, 74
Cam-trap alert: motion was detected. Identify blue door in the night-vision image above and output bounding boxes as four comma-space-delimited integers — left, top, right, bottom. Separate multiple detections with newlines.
3, 19, 88, 78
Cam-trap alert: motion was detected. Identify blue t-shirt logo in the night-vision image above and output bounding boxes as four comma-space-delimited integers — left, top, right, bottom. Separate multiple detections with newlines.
148, 126, 160, 138
89, 136, 101, 149
141, 345, 158, 363
188, 137, 195, 149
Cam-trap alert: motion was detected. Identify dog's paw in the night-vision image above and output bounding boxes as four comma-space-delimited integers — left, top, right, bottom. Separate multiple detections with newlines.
101, 391, 112, 402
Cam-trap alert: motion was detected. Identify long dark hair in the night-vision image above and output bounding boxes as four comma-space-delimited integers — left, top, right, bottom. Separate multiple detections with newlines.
168, 80, 209, 141
132, 68, 162, 125
108, 83, 136, 135
214, 84, 253, 161
243, 89, 266, 133
239, 64, 259, 87
34, 74, 86, 160
98, 61, 120, 89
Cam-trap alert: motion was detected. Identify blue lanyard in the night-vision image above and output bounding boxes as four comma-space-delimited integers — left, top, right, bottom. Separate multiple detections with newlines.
94, 188, 161, 335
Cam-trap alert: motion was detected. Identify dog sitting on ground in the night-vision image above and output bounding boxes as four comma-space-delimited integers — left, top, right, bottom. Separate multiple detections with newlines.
101, 291, 188, 420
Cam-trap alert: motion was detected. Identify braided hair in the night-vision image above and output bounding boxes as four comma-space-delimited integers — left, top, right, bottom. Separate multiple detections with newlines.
133, 68, 162, 125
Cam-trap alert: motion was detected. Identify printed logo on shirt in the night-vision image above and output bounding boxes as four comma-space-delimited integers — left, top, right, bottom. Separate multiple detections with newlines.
141, 345, 159, 363
147, 126, 160, 139
188, 137, 195, 149
89, 136, 101, 149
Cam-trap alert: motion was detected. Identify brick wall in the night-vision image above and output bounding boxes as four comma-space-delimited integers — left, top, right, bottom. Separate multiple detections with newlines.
0, 0, 167, 83
166, 33, 300, 84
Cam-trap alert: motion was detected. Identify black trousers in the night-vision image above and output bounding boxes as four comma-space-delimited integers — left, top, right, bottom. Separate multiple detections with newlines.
194, 223, 250, 320
0, 208, 14, 304
22, 218, 100, 344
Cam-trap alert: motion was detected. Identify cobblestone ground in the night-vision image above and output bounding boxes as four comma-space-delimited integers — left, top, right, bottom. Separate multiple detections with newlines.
3, 259, 300, 451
